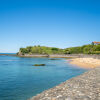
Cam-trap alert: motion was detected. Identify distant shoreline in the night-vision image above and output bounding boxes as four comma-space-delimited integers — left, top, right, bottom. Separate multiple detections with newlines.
0, 53, 16, 56
18, 54, 100, 59
18, 54, 78, 58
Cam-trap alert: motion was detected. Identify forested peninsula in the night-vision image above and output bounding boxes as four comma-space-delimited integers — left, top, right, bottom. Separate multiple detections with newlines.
18, 43, 100, 55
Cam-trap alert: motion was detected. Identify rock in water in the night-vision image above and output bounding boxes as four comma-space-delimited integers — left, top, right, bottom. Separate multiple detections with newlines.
33, 64, 46, 66
50, 58, 59, 60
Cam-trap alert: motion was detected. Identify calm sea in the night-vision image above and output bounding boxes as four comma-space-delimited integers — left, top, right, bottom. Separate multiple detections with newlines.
0, 55, 87, 100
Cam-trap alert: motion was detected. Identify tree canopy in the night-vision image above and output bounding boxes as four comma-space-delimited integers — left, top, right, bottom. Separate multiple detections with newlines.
19, 44, 100, 55
19, 45, 65, 55
65, 44, 100, 54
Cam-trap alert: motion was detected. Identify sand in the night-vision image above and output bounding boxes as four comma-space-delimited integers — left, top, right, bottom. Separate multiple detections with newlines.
69, 58, 100, 68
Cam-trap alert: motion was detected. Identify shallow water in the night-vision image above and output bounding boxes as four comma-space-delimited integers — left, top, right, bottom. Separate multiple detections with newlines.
0, 55, 87, 100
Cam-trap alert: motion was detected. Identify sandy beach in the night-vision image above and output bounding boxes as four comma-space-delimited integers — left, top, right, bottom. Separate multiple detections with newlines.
70, 58, 100, 68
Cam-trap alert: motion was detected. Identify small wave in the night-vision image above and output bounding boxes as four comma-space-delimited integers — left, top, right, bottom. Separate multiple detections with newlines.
0, 60, 17, 61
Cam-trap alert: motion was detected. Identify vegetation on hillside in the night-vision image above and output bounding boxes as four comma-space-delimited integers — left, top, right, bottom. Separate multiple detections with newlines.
65, 44, 100, 54
18, 44, 100, 55
19, 45, 65, 55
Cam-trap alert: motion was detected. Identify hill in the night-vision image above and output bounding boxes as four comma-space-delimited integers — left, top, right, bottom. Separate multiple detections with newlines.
18, 44, 100, 55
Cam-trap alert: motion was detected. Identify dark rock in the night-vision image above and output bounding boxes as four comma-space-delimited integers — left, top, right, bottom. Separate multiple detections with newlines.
33, 64, 46, 66
50, 59, 60, 60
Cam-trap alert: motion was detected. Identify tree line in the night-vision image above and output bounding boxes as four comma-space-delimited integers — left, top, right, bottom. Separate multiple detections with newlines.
65, 44, 100, 54
18, 44, 100, 55
19, 45, 65, 55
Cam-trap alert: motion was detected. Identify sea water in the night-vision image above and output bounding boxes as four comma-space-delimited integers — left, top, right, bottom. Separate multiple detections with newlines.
0, 55, 87, 100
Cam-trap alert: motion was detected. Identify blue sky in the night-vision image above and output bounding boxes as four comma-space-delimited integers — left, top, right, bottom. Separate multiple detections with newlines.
0, 0, 100, 53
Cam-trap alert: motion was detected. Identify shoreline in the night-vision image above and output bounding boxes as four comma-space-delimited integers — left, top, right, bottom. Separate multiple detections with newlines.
18, 54, 100, 59
69, 58, 100, 69
29, 57, 100, 100
29, 67, 100, 100
18, 54, 79, 58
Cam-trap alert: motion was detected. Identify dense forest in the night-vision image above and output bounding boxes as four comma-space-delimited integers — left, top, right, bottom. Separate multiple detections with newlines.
18, 44, 100, 55
19, 45, 65, 55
